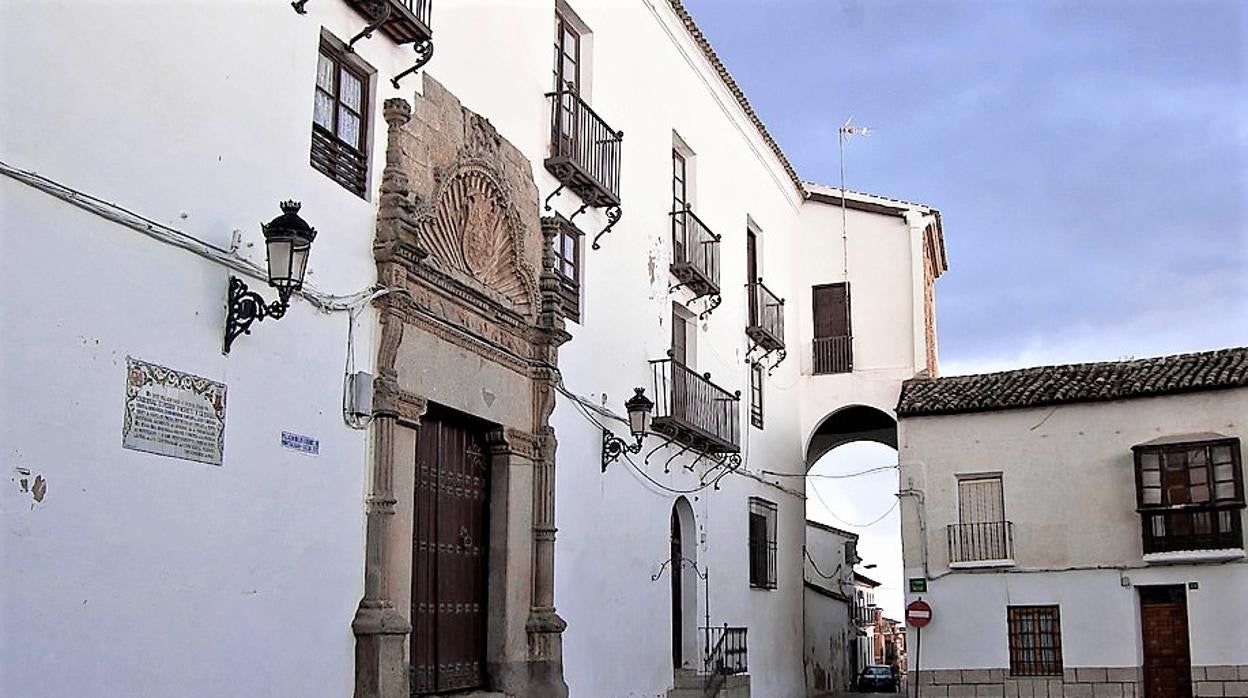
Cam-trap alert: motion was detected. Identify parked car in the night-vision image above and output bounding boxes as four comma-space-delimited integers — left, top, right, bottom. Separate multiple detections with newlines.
857, 665, 898, 692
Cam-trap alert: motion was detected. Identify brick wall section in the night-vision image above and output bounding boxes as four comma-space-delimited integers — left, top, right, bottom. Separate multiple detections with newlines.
1192, 665, 1248, 697
913, 667, 1248, 698
910, 668, 1142, 698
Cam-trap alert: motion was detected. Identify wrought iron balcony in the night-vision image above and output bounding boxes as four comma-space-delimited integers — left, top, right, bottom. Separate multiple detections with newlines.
649, 358, 740, 454
670, 208, 721, 300
746, 280, 784, 352
341, 0, 431, 45
812, 335, 852, 374
947, 521, 1014, 564
1141, 506, 1244, 554
545, 90, 623, 209
702, 624, 748, 690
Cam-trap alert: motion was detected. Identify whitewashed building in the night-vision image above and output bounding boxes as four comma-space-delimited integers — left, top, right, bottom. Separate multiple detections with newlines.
804, 520, 860, 694
896, 348, 1248, 698
0, 1, 946, 697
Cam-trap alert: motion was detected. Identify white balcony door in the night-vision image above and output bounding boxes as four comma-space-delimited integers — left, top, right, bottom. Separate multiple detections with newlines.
958, 475, 1004, 524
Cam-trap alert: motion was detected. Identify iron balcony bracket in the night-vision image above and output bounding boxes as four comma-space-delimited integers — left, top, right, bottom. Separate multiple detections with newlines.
223, 276, 291, 355
543, 183, 566, 212
661, 442, 694, 474
390, 39, 434, 89
698, 293, 722, 320
567, 201, 590, 225
292, 0, 309, 13
590, 205, 622, 250
346, 2, 394, 53
768, 349, 787, 375
601, 428, 643, 472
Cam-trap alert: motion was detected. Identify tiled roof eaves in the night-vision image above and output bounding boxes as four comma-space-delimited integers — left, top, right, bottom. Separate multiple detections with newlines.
897, 347, 1248, 418
666, 0, 807, 199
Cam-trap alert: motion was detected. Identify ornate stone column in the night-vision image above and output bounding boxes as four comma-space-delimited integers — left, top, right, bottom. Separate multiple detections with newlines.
522, 218, 574, 697
353, 307, 422, 698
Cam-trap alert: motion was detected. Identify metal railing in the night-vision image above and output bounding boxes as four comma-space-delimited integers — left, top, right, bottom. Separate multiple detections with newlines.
671, 208, 721, 297
400, 0, 431, 25
342, 0, 432, 42
947, 521, 1014, 563
702, 625, 748, 695
812, 335, 852, 374
1141, 507, 1244, 554
746, 280, 784, 350
650, 358, 740, 453
545, 90, 623, 206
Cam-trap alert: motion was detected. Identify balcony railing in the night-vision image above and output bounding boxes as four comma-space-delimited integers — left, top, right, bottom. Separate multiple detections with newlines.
650, 358, 740, 454
947, 521, 1014, 563
342, 0, 432, 44
812, 335, 852, 374
545, 90, 622, 208
746, 280, 784, 352
702, 625, 748, 694
671, 208, 721, 299
1141, 506, 1244, 554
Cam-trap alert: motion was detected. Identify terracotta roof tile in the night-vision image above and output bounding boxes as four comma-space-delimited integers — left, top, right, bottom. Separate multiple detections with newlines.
897, 347, 1248, 417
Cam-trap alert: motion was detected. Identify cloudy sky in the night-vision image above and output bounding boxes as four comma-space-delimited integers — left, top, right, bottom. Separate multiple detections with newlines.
682, 0, 1248, 619
685, 0, 1248, 376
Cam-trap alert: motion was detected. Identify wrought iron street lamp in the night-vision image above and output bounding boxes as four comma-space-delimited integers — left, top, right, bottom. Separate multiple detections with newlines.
601, 387, 655, 471
223, 201, 317, 354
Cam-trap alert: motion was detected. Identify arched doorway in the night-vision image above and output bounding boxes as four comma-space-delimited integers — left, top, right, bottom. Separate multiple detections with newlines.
670, 497, 698, 672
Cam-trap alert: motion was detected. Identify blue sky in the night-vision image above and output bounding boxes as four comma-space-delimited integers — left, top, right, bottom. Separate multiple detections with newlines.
681, 0, 1248, 620
685, 0, 1248, 374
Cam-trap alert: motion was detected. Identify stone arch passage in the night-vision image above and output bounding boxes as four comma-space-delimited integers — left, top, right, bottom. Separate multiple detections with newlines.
804, 404, 898, 470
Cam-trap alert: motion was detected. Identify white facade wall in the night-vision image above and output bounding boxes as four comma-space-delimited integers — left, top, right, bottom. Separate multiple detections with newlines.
795, 186, 937, 458
804, 522, 857, 694
2, 1, 938, 696
898, 389, 1248, 673
1, 3, 414, 696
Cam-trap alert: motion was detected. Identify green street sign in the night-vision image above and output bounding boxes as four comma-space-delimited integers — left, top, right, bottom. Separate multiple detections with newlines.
909, 578, 928, 593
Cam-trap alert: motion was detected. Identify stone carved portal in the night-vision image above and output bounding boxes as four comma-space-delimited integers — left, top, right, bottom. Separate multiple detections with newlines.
353, 74, 570, 698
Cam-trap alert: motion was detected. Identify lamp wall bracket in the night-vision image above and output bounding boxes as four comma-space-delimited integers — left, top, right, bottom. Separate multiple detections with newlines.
601, 428, 643, 472
223, 276, 290, 355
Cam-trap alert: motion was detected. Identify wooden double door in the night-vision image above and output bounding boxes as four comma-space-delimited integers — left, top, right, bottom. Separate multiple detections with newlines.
1140, 586, 1192, 698
411, 409, 491, 695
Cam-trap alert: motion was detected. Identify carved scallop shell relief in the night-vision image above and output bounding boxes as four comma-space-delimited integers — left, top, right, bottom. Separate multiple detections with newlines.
417, 164, 539, 315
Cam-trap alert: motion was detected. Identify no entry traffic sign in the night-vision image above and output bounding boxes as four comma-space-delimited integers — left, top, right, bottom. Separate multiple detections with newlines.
906, 599, 933, 628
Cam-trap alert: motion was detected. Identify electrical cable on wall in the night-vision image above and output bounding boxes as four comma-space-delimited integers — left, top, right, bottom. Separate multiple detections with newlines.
808, 481, 899, 529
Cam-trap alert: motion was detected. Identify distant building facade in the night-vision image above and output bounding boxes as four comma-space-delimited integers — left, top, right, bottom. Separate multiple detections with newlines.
897, 348, 1248, 698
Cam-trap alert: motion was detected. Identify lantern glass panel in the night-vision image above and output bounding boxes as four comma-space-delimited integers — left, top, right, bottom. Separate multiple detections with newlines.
267, 238, 294, 287
629, 408, 651, 438
289, 245, 310, 290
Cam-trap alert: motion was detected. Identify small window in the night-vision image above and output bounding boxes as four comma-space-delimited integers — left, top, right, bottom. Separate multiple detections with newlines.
748, 497, 777, 589
550, 218, 582, 322
749, 363, 764, 429
671, 303, 695, 368
1007, 606, 1063, 676
311, 38, 371, 198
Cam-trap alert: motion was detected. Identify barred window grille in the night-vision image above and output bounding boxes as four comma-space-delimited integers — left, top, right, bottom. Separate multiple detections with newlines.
748, 497, 777, 589
1007, 606, 1063, 676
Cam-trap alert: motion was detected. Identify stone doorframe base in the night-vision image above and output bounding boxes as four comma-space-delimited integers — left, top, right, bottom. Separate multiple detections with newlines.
353, 79, 572, 698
